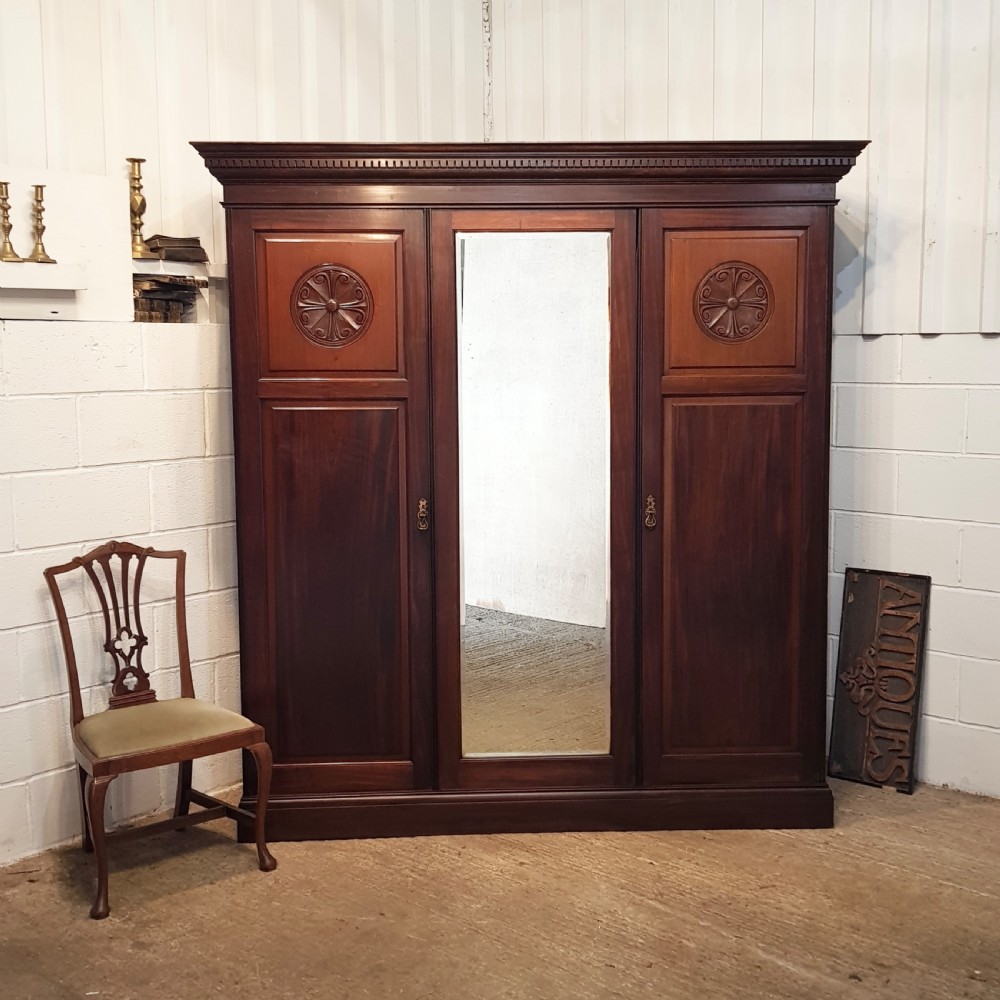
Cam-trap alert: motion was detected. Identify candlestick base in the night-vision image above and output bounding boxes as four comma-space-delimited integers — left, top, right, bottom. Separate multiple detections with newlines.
25, 242, 56, 263
131, 239, 160, 260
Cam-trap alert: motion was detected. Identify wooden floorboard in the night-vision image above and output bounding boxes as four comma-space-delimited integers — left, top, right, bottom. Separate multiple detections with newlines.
0, 779, 997, 999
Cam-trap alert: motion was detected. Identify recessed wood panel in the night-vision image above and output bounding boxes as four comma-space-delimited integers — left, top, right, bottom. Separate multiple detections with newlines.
260, 233, 402, 374
264, 402, 409, 763
660, 397, 803, 775
665, 230, 804, 372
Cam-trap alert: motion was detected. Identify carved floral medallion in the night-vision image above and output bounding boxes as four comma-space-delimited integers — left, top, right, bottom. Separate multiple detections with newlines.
291, 263, 373, 348
694, 261, 773, 343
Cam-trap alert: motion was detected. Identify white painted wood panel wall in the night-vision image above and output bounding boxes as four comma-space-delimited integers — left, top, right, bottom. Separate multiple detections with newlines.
0, 0, 997, 334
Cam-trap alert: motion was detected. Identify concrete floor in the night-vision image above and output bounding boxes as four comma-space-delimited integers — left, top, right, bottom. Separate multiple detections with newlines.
462, 606, 609, 754
1, 779, 998, 1000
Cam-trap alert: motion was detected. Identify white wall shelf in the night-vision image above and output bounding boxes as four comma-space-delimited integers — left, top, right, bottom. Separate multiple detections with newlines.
0, 262, 86, 291
0, 163, 133, 321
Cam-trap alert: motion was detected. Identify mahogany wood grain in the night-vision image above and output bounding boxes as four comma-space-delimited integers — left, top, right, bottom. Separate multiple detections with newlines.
667, 396, 803, 745
263, 402, 410, 761
428, 209, 462, 790
254, 786, 834, 842
664, 229, 805, 372
607, 210, 640, 788
657, 396, 804, 783
272, 761, 415, 796
640, 204, 833, 791
230, 207, 433, 795
259, 231, 402, 375
218, 181, 843, 209
456, 755, 615, 790
256, 378, 410, 399
660, 373, 808, 396
800, 205, 838, 783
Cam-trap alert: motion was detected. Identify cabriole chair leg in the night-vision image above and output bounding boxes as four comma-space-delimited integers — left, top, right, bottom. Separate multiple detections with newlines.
84, 774, 115, 919
247, 742, 277, 872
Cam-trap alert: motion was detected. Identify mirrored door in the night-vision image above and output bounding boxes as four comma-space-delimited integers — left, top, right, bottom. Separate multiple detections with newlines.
457, 231, 611, 757
431, 209, 638, 790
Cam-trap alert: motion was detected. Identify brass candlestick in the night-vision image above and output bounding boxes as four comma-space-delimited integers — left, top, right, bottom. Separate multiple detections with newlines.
26, 184, 56, 263
127, 157, 159, 259
0, 182, 24, 262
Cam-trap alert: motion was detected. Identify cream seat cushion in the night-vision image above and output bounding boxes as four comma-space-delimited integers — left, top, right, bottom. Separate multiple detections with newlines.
77, 698, 256, 759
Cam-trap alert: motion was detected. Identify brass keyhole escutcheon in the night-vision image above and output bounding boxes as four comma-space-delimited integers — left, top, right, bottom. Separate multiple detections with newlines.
644, 495, 657, 530
417, 498, 430, 532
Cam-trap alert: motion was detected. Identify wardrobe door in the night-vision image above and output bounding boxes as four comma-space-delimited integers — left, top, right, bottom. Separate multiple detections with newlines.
639, 206, 832, 788
430, 209, 638, 791
229, 207, 434, 797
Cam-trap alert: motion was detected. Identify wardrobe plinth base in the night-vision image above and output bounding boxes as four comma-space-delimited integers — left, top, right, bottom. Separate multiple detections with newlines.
238, 784, 834, 842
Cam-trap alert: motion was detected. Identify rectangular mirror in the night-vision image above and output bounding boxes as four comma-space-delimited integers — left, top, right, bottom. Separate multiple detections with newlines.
457, 231, 611, 756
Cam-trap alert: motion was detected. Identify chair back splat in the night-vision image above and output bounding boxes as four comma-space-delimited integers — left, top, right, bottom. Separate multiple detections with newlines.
44, 540, 194, 726
88, 544, 154, 708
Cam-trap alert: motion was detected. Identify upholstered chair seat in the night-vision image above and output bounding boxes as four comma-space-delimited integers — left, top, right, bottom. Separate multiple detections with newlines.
77, 699, 257, 761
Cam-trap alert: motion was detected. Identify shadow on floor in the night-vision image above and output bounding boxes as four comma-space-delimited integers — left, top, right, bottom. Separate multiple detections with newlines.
51, 820, 262, 915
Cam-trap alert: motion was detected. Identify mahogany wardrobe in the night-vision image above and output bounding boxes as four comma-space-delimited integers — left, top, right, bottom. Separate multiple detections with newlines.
195, 141, 866, 840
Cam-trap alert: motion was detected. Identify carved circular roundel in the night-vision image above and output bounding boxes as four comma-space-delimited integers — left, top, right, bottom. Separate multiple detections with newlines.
694, 261, 773, 343
291, 263, 373, 348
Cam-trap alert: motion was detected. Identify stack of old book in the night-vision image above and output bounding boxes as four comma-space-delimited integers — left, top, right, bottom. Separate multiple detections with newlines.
144, 234, 209, 263
133, 274, 207, 322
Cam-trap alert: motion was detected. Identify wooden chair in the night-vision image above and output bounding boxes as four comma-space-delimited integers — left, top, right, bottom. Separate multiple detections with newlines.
44, 540, 276, 919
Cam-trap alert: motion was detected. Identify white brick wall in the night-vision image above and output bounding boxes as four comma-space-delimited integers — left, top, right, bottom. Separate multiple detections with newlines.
0, 318, 241, 865
0, 397, 79, 472
13, 466, 152, 548
830, 333, 1000, 798
2, 322, 144, 394
78, 392, 206, 465
0, 478, 13, 553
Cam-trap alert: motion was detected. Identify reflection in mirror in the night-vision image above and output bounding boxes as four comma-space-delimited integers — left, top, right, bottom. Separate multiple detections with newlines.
457, 232, 611, 756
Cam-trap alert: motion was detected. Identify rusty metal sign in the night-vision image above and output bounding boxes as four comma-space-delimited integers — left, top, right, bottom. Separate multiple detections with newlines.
828, 568, 931, 794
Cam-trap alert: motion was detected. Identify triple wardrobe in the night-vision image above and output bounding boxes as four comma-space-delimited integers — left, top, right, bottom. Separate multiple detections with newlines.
196, 140, 866, 839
